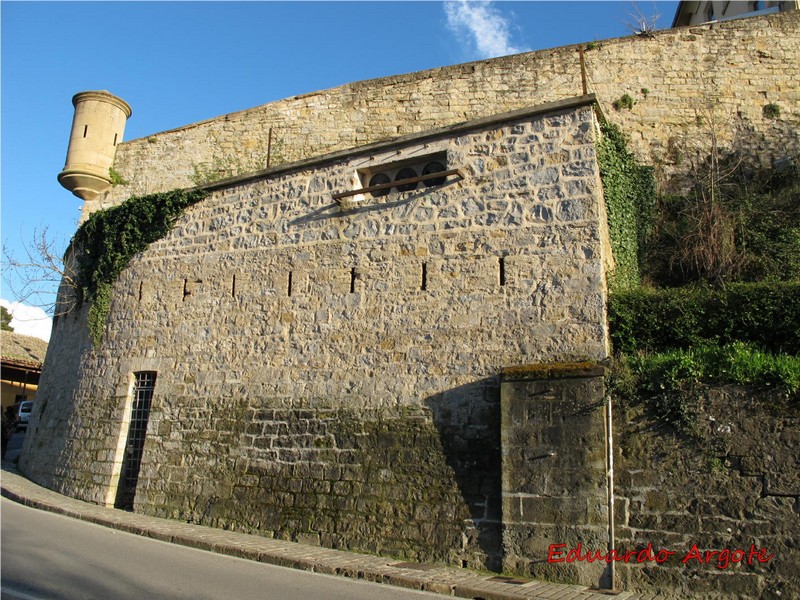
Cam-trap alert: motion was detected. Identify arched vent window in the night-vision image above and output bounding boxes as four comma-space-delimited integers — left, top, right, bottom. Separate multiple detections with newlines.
394, 167, 419, 192
334, 152, 461, 205
368, 172, 391, 198
363, 156, 450, 198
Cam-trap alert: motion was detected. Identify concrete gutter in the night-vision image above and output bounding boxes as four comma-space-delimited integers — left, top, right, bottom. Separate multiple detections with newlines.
0, 465, 650, 600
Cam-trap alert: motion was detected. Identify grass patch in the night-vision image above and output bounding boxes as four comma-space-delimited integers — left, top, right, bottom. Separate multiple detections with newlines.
610, 343, 800, 437
634, 343, 800, 394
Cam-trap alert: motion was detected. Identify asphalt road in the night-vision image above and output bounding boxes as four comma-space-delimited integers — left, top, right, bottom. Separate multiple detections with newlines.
0, 498, 444, 600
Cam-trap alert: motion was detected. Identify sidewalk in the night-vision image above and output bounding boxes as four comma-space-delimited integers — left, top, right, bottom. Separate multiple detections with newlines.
1, 464, 650, 600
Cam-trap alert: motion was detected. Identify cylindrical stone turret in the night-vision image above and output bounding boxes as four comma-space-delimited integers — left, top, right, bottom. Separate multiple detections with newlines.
58, 90, 132, 201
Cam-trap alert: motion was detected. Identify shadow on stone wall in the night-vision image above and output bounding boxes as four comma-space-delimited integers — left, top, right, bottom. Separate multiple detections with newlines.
140, 400, 492, 568
287, 179, 461, 228
425, 377, 503, 571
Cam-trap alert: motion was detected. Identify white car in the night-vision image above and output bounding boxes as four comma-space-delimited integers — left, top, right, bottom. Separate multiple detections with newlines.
16, 401, 33, 431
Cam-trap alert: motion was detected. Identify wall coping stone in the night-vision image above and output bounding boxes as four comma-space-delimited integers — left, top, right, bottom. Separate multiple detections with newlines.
501, 362, 606, 382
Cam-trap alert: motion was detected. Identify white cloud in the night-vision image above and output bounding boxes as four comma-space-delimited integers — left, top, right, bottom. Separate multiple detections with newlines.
444, 0, 529, 59
1, 299, 52, 342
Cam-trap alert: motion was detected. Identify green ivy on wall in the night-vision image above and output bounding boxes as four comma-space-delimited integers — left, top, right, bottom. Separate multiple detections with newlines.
596, 120, 656, 291
72, 188, 208, 345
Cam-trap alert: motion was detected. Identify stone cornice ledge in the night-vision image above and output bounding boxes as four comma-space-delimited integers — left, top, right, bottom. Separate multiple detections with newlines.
501, 361, 606, 382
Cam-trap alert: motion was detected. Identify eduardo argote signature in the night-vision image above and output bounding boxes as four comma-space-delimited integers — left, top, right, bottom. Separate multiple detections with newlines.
547, 542, 775, 570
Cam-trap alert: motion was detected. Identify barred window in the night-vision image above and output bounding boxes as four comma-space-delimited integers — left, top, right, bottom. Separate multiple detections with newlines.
115, 371, 156, 510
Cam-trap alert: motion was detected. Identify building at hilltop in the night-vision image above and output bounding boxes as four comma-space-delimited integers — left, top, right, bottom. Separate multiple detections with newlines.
672, 0, 798, 27
20, 10, 800, 597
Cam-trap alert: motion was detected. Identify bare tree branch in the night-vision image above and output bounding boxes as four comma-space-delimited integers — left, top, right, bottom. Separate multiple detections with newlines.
624, 1, 661, 36
2, 228, 79, 317
666, 104, 747, 284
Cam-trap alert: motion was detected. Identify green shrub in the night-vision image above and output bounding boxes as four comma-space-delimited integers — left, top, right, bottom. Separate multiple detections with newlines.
644, 160, 800, 285
608, 286, 710, 353
608, 282, 800, 355
612, 94, 635, 111
729, 165, 800, 282
108, 167, 128, 186
716, 283, 800, 352
763, 103, 781, 120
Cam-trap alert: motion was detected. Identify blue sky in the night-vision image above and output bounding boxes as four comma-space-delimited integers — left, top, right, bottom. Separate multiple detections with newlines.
1, 1, 678, 339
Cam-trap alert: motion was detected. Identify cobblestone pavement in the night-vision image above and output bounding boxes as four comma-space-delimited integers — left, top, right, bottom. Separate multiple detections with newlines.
1, 465, 655, 600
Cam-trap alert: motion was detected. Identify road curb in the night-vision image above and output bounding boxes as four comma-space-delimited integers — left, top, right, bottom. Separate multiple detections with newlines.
1, 466, 644, 600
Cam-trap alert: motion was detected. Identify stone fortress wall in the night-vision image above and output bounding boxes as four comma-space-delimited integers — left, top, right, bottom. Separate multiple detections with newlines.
21, 10, 800, 597
24, 100, 611, 572
94, 10, 800, 221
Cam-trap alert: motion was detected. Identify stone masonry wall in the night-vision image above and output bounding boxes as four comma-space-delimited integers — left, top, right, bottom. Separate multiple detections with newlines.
150, 404, 486, 566
615, 386, 799, 598
93, 11, 800, 220
494, 367, 797, 598
500, 364, 610, 589
22, 102, 609, 569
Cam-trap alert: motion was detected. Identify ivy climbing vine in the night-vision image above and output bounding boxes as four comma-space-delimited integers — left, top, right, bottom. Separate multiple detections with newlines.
596, 120, 657, 291
72, 188, 208, 345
